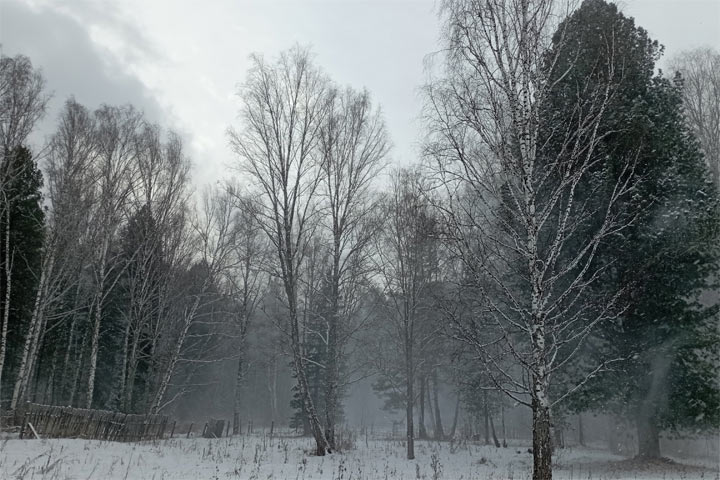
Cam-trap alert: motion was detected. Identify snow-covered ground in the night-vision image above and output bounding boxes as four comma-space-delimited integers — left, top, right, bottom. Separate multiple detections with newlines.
0, 433, 717, 480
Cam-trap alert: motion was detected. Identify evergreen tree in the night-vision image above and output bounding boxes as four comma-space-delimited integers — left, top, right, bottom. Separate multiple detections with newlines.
546, 0, 720, 457
0, 145, 44, 400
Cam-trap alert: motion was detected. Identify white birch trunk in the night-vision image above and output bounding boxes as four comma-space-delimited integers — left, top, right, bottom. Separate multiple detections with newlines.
0, 202, 12, 419
150, 295, 201, 414
10, 250, 52, 410
86, 236, 109, 409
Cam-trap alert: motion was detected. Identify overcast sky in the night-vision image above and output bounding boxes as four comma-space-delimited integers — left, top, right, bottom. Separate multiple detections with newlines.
1, 0, 718, 188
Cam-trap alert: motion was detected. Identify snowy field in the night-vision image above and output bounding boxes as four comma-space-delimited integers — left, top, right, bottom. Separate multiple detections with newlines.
0, 433, 717, 480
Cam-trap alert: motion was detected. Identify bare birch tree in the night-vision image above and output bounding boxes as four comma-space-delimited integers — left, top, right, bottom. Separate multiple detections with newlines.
373, 168, 440, 460
229, 46, 332, 455
317, 86, 388, 448
10, 99, 96, 411
0, 54, 48, 415
670, 47, 720, 186
84, 104, 143, 408
425, 1, 640, 478
0, 54, 48, 156
224, 189, 268, 434
148, 187, 232, 414
119, 125, 191, 412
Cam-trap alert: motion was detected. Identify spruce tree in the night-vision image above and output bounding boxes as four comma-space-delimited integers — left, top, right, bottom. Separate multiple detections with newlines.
0, 145, 44, 400
546, 0, 720, 457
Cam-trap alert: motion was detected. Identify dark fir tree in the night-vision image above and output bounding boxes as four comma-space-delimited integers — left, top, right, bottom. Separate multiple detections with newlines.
545, 0, 720, 458
0, 146, 44, 404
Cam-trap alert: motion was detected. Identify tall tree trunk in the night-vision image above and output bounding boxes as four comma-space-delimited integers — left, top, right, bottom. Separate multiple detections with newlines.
43, 346, 59, 404
578, 413, 585, 447
418, 376, 428, 439
636, 413, 661, 458
62, 309, 78, 404
501, 402, 507, 447
483, 390, 490, 445
233, 335, 247, 435
553, 420, 565, 450
124, 317, 143, 412
117, 313, 131, 410
490, 413, 501, 447
151, 294, 201, 414
69, 323, 89, 407
293, 347, 328, 454
86, 239, 109, 409
324, 245, 342, 451
607, 416, 620, 454
287, 282, 328, 455
10, 253, 51, 410
28, 308, 50, 402
86, 292, 103, 409
532, 393, 553, 480
268, 357, 278, 429
0, 205, 11, 421
405, 333, 415, 460
432, 369, 444, 439
425, 377, 436, 434
449, 394, 460, 439
324, 306, 339, 450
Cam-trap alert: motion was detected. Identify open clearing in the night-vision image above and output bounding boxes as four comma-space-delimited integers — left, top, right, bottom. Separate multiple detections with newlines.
1, 434, 717, 480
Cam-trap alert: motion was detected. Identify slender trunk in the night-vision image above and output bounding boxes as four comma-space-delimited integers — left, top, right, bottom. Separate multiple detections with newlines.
405, 332, 414, 460
432, 369, 444, 439
62, 310, 77, 404
578, 413, 585, 447
324, 238, 342, 450
426, 377, 436, 434
269, 357, 278, 427
484, 390, 490, 445
28, 308, 50, 401
607, 416, 620, 454
295, 352, 328, 453
553, 419, 565, 450
418, 376, 427, 439
0, 205, 11, 419
11, 253, 51, 410
300, 400, 311, 436
636, 413, 661, 458
59, 279, 83, 404
233, 336, 246, 435
86, 238, 109, 409
117, 313, 131, 410
490, 413, 501, 448
143, 322, 160, 411
124, 317, 143, 412
86, 291, 102, 409
449, 394, 460, 439
44, 347, 59, 404
324, 307, 339, 450
287, 271, 328, 455
151, 295, 200, 414
501, 402, 507, 447
69, 322, 89, 407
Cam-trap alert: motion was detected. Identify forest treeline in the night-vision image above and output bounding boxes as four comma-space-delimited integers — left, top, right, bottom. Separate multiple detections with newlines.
1, 1, 718, 479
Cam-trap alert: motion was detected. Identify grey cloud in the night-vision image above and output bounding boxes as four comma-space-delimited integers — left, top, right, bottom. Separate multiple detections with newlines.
0, 0, 167, 142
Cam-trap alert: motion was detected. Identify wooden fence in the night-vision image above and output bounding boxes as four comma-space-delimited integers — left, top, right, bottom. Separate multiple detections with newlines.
18, 403, 170, 442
